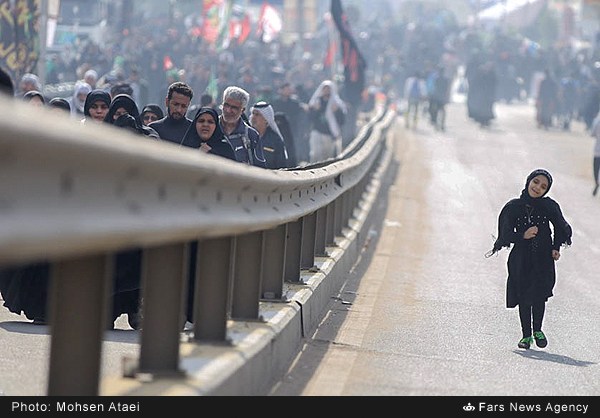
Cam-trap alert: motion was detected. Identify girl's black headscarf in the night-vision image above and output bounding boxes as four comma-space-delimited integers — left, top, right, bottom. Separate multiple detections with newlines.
519, 168, 553, 207
84, 89, 111, 117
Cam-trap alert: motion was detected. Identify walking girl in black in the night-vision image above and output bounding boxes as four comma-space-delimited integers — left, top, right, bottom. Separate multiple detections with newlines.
487, 169, 572, 349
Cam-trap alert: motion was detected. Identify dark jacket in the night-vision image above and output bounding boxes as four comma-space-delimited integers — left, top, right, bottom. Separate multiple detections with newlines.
149, 114, 193, 144
220, 117, 267, 168
309, 96, 346, 136
261, 127, 289, 169
0, 262, 50, 322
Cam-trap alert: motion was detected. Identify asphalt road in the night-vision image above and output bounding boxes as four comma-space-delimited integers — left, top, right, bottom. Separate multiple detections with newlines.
269, 98, 600, 397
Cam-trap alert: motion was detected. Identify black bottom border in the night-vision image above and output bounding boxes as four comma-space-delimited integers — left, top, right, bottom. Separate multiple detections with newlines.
1, 396, 598, 415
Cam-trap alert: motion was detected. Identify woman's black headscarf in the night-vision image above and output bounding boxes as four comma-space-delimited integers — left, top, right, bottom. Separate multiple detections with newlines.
180, 106, 224, 148
83, 89, 111, 117
179, 106, 236, 161
0, 66, 14, 96
141, 104, 164, 120
49, 97, 71, 112
22, 90, 45, 103
104, 93, 159, 139
104, 94, 140, 123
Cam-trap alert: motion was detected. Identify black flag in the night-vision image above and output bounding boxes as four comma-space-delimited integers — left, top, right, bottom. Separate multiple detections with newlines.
330, 0, 366, 104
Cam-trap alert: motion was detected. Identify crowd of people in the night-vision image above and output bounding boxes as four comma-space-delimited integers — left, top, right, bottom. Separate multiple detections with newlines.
0, 60, 362, 328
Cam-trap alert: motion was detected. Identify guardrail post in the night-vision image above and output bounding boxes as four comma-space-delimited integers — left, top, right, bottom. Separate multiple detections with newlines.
47, 254, 111, 396
326, 203, 336, 246
284, 220, 302, 283
334, 198, 343, 237
300, 212, 317, 270
261, 225, 287, 301
351, 187, 359, 219
315, 207, 328, 256
343, 188, 354, 227
138, 243, 188, 376
231, 231, 264, 320
191, 237, 233, 342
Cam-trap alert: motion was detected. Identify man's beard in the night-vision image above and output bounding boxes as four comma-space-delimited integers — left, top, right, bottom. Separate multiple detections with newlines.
222, 114, 237, 124
169, 109, 184, 120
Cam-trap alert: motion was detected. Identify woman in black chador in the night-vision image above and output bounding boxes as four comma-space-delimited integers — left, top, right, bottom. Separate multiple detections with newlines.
487, 169, 572, 349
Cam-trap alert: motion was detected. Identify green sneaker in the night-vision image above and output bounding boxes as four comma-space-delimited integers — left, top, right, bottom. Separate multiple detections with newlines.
518, 336, 533, 349
533, 331, 547, 348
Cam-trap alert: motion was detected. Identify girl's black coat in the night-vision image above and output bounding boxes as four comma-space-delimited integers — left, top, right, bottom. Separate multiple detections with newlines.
492, 197, 572, 308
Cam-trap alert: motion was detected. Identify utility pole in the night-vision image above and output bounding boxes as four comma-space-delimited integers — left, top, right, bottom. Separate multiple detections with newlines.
38, 0, 48, 87
297, 0, 304, 41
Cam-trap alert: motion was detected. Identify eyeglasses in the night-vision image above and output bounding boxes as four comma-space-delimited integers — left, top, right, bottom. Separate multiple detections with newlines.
143, 114, 159, 121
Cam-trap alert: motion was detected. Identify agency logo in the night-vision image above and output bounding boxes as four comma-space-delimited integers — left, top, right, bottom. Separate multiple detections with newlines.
463, 403, 476, 412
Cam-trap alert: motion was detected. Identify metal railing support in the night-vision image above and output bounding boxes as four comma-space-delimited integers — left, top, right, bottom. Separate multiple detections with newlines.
192, 237, 233, 342
284, 220, 302, 283
138, 243, 188, 376
326, 203, 336, 246
48, 254, 111, 395
300, 212, 317, 270
260, 225, 287, 301
314, 207, 328, 257
231, 232, 264, 320
343, 190, 352, 228
334, 197, 343, 237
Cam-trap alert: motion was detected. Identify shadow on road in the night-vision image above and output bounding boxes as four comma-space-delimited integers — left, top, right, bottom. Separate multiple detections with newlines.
512, 349, 596, 367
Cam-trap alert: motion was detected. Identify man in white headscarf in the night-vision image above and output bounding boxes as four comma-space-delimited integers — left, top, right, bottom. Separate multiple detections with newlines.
307, 80, 347, 163
68, 81, 92, 118
83, 69, 98, 90
18, 73, 42, 96
250, 101, 290, 169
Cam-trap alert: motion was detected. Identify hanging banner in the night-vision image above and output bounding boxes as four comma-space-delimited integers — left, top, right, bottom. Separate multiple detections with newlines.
330, 0, 366, 103
0, 0, 40, 88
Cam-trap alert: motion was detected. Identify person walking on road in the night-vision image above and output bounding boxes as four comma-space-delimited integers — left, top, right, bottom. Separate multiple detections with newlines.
82, 89, 111, 124
591, 114, 600, 196
149, 81, 194, 144
403, 71, 427, 130
486, 169, 572, 350
250, 101, 290, 169
307, 80, 347, 163
218, 86, 267, 168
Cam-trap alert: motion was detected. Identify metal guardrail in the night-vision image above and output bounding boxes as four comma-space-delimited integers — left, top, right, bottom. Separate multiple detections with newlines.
0, 96, 396, 395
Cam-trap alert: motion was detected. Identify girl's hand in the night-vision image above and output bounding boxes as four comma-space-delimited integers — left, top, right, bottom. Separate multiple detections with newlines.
552, 250, 561, 261
524, 226, 538, 240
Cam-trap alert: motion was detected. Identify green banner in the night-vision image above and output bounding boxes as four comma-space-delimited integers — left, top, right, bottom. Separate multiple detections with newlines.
0, 0, 40, 89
